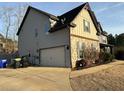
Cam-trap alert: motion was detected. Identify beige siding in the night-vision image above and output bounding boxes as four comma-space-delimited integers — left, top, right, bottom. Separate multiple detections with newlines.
70, 36, 99, 67
70, 8, 100, 68
99, 35, 108, 44
70, 9, 98, 40
18, 9, 71, 67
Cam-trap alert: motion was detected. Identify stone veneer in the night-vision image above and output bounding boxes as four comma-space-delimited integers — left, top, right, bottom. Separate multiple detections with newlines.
70, 35, 100, 68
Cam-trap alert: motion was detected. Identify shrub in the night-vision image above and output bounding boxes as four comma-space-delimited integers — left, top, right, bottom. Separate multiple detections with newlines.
75, 46, 99, 69
99, 52, 114, 64
104, 52, 112, 63
83, 46, 99, 67
110, 54, 115, 61
114, 46, 124, 60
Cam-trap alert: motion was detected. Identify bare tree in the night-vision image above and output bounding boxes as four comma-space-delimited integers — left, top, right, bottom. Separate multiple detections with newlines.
0, 4, 28, 40
1, 7, 14, 39
10, 4, 28, 42
0, 4, 28, 53
12, 4, 28, 52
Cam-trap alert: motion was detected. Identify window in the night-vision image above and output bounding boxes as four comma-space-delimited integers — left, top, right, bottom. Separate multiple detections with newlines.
35, 29, 38, 37
102, 36, 107, 43
91, 43, 97, 50
77, 42, 85, 60
105, 47, 110, 53
83, 19, 90, 32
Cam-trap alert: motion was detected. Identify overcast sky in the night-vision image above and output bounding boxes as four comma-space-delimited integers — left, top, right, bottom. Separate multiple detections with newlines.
0, 2, 124, 36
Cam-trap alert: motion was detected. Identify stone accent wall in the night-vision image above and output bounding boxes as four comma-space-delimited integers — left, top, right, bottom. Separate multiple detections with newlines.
70, 35, 100, 68
69, 8, 100, 68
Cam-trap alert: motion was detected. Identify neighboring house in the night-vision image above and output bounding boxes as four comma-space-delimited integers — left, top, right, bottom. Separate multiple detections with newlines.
0, 34, 5, 53
5, 39, 18, 54
17, 2, 112, 68
0, 33, 18, 54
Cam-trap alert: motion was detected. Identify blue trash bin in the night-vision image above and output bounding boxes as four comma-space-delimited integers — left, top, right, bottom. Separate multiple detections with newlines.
0, 60, 3, 68
0, 59, 7, 68
2, 59, 7, 68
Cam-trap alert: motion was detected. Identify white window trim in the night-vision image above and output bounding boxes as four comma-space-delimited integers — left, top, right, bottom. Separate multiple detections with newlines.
77, 41, 85, 60
83, 19, 90, 33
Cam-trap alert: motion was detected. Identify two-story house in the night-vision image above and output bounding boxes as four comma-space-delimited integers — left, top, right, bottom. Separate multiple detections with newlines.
17, 2, 112, 68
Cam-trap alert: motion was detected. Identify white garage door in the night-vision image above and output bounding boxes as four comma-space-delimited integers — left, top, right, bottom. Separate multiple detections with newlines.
40, 47, 65, 67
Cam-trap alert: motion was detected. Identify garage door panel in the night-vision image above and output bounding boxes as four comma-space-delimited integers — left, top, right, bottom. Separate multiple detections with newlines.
40, 47, 65, 67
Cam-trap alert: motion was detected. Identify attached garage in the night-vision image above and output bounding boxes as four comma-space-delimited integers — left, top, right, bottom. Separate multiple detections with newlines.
40, 46, 66, 67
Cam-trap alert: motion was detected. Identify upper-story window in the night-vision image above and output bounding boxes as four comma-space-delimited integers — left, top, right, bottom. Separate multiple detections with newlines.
35, 28, 38, 37
83, 19, 90, 32
102, 35, 107, 44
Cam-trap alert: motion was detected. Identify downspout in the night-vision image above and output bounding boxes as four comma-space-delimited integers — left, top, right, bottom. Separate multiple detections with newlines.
67, 25, 72, 68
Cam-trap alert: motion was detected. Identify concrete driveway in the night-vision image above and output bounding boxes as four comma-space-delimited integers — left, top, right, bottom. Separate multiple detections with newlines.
0, 67, 72, 91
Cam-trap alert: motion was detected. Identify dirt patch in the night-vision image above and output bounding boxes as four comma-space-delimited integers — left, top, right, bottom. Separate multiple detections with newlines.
70, 61, 124, 91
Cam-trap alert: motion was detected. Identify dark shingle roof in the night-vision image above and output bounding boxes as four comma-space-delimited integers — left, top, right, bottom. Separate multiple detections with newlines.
49, 3, 87, 32
17, 2, 105, 36
59, 3, 86, 24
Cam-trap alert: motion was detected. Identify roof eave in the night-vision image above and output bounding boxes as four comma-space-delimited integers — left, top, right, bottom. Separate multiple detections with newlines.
16, 6, 58, 36
49, 23, 76, 33
16, 6, 31, 36
30, 6, 59, 21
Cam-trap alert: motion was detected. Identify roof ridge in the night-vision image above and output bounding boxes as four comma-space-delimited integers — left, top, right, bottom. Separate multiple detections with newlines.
49, 2, 88, 32
30, 6, 58, 20
59, 2, 87, 17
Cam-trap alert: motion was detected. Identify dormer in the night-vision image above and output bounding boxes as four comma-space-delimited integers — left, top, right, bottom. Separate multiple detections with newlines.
49, 18, 57, 27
